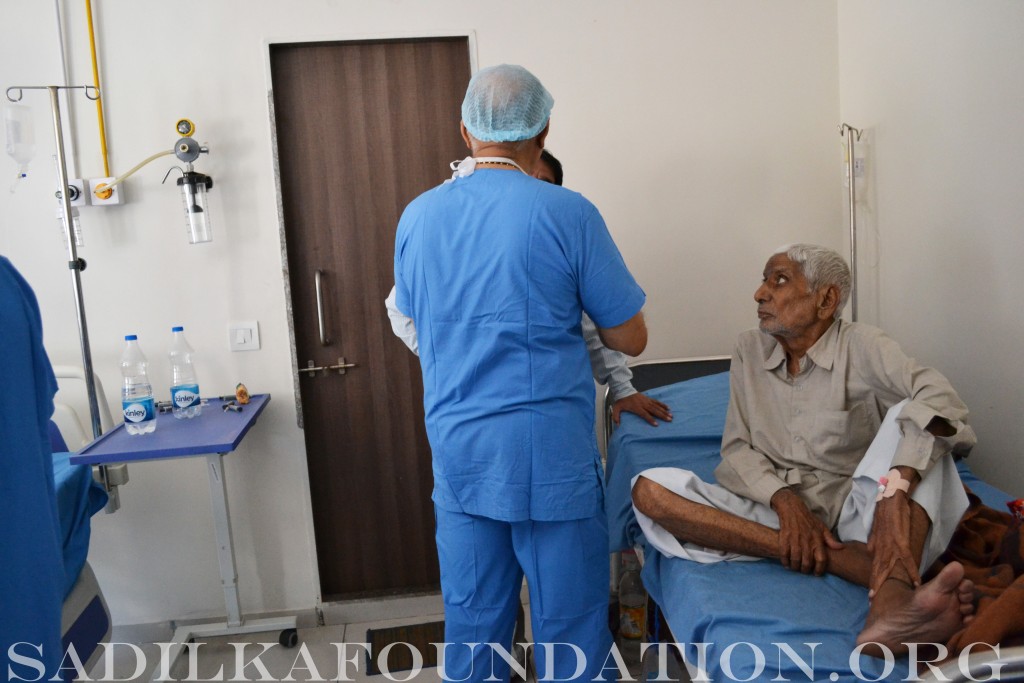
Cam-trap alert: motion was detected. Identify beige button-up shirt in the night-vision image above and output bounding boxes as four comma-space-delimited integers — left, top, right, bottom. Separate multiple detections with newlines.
715, 319, 976, 528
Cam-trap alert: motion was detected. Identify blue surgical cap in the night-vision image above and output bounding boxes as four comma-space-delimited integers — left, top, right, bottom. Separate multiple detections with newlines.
461, 64, 554, 143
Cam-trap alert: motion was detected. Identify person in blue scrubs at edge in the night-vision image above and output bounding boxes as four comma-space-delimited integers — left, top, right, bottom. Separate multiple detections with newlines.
0, 256, 66, 681
392, 65, 648, 682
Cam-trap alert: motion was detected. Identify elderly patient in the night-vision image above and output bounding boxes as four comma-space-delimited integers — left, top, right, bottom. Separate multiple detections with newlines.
632, 244, 977, 656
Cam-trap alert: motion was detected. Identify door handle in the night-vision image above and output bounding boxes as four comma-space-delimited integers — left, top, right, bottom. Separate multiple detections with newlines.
315, 269, 330, 346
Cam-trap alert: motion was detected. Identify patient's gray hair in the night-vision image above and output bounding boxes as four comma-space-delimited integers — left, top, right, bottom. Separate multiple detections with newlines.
774, 244, 851, 318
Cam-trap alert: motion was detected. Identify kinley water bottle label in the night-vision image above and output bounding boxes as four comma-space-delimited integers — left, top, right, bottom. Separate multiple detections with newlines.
123, 397, 156, 423
171, 384, 200, 409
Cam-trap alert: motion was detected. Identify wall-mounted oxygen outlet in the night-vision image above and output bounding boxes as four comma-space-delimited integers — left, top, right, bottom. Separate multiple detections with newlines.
89, 177, 125, 205
56, 179, 88, 207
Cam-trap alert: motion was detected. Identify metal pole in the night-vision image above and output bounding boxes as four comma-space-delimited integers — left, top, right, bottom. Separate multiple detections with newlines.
10, 85, 116, 506
839, 123, 862, 322
46, 87, 108, 456
52, 0, 79, 178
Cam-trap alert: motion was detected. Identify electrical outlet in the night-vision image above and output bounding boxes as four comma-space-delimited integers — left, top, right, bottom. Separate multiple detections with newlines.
89, 177, 125, 205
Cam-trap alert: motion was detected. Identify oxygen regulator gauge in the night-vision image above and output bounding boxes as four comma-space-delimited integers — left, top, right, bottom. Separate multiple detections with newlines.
175, 118, 196, 137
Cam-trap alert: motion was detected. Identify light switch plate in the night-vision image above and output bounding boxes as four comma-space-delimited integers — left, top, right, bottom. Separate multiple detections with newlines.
229, 321, 260, 351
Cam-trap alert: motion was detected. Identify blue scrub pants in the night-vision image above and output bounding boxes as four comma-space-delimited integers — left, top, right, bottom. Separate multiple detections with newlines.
434, 506, 613, 683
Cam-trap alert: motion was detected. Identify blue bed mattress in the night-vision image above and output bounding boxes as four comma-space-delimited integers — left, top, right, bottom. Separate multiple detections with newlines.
605, 371, 1012, 682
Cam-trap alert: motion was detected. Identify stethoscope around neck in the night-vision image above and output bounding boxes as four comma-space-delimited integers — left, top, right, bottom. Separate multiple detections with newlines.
448, 156, 526, 180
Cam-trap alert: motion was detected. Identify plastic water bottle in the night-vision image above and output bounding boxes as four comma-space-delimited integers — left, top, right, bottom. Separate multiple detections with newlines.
169, 326, 202, 419
121, 335, 156, 435
618, 549, 646, 667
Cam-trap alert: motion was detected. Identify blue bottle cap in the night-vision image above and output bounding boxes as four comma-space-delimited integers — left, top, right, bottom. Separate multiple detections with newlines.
172, 326, 184, 332
125, 334, 138, 341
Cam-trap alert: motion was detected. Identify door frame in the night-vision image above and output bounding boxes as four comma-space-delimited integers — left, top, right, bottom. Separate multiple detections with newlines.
261, 30, 478, 611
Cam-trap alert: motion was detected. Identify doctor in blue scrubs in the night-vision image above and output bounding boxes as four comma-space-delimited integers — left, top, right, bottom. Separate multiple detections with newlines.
393, 64, 648, 682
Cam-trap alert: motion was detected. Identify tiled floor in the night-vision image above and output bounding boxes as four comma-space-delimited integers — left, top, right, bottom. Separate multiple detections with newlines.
83, 590, 689, 681
87, 622, 437, 682
87, 593, 536, 682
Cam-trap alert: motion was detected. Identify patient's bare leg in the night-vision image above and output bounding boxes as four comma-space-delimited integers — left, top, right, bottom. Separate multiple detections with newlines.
631, 475, 870, 580
631, 476, 974, 656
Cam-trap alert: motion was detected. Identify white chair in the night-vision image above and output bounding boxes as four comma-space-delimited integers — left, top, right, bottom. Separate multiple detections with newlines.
51, 367, 117, 668
52, 365, 127, 509
51, 365, 116, 450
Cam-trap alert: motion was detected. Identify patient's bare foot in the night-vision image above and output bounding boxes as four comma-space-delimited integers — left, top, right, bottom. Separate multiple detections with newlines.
856, 562, 975, 657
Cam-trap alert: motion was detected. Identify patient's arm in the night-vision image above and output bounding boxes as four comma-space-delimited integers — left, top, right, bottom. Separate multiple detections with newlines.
926, 416, 957, 437
597, 311, 647, 357
867, 465, 927, 596
856, 329, 976, 472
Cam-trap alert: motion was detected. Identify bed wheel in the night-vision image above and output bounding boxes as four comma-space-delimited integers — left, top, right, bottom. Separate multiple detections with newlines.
279, 628, 299, 648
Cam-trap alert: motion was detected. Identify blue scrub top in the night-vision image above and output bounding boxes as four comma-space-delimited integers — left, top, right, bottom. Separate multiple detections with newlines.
0, 257, 65, 680
395, 169, 645, 522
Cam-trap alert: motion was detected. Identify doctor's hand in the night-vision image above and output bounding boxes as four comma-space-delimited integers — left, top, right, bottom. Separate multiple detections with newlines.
770, 487, 844, 576
867, 491, 921, 598
612, 393, 672, 426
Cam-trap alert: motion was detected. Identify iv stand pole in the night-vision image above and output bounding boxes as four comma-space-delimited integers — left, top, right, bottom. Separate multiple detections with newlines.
6, 85, 116, 508
839, 123, 862, 323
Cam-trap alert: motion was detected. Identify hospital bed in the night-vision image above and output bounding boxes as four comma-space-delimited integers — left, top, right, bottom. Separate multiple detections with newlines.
603, 357, 1024, 682
50, 367, 115, 674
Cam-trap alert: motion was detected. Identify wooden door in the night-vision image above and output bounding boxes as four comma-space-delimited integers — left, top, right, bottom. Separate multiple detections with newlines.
270, 38, 471, 599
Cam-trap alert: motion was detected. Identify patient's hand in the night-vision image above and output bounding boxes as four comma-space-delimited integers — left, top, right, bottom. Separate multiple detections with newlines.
613, 393, 672, 426
771, 488, 844, 576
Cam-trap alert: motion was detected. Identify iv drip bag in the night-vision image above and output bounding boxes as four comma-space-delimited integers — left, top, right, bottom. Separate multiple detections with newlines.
4, 103, 34, 174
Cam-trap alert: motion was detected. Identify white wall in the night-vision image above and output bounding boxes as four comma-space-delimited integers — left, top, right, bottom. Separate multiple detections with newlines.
838, 0, 1024, 496
1, 1, 840, 626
